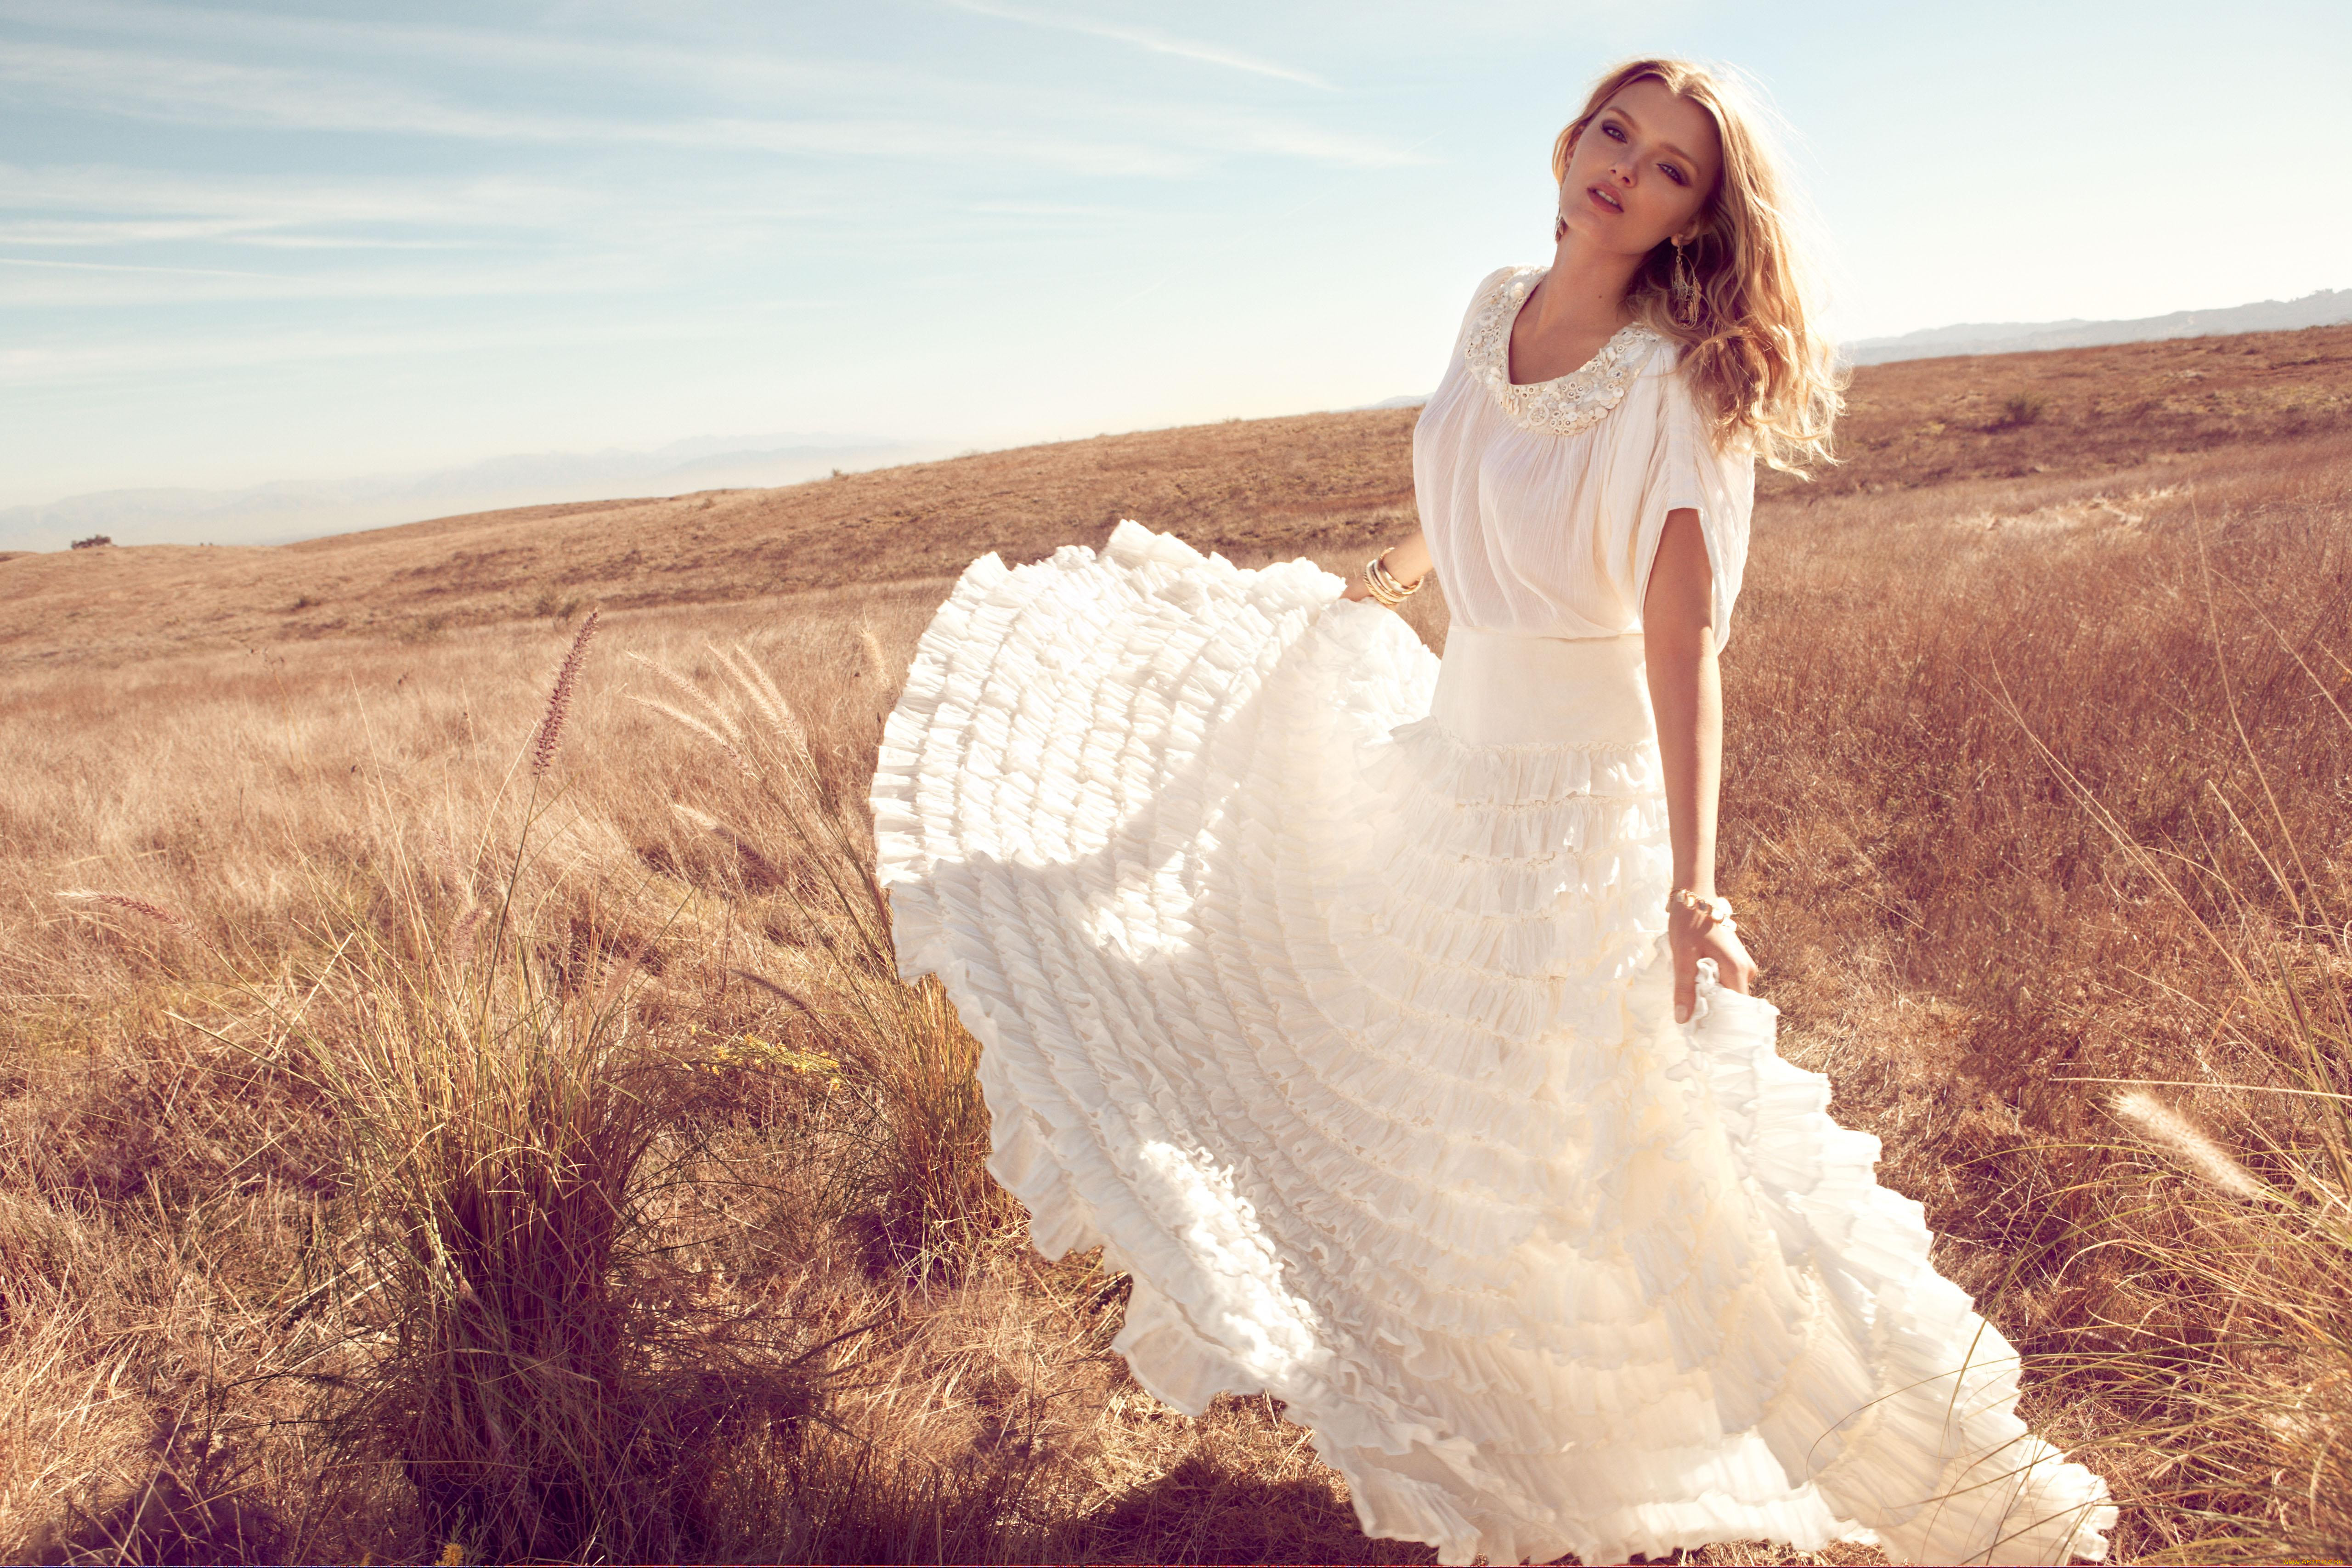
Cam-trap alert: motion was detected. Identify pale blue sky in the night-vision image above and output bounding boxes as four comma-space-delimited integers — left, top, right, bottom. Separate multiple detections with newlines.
4, 0, 2347, 509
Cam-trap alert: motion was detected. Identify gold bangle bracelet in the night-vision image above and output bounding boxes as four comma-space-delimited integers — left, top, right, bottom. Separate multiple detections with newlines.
1363, 552, 1420, 606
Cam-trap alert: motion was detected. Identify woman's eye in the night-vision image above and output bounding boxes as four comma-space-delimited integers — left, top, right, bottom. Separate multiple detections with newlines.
1661, 164, 1686, 186
1603, 123, 1626, 141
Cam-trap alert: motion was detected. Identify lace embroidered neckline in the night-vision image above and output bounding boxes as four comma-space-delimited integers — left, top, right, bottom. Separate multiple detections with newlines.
1464, 266, 1662, 436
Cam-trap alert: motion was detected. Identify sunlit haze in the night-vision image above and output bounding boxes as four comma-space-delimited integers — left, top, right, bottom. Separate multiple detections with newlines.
4, 0, 2347, 522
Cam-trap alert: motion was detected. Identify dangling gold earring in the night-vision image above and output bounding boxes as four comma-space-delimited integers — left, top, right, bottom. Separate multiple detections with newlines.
1670, 238, 1699, 324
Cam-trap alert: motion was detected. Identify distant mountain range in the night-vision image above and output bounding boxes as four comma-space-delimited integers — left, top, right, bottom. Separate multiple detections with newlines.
1843, 288, 2352, 364
0, 434, 958, 553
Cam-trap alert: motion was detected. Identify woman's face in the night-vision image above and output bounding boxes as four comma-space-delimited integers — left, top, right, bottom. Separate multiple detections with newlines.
1558, 77, 1722, 255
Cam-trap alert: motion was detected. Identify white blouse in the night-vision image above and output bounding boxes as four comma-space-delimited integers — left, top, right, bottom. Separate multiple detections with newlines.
1412, 264, 1756, 650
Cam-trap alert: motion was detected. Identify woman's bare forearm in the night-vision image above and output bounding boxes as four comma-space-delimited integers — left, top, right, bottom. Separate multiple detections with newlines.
1642, 509, 1720, 898
1381, 531, 1432, 584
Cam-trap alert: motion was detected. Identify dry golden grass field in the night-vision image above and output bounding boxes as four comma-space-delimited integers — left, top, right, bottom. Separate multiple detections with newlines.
2, 323, 2347, 1564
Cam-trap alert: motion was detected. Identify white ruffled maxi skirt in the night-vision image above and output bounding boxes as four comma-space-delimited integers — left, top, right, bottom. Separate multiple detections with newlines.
869, 521, 2115, 1566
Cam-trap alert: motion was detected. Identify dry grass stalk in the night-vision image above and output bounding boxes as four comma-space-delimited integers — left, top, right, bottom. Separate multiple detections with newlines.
529, 608, 601, 776
54, 888, 189, 931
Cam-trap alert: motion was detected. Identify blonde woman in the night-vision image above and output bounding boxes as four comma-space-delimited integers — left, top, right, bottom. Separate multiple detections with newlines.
871, 57, 2115, 1567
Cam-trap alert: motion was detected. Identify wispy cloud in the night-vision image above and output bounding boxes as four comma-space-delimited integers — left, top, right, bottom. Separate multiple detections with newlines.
0, 315, 735, 387
0, 163, 593, 225
942, 0, 1334, 89
0, 251, 645, 308
0, 155, 1179, 310
0, 255, 286, 280
0, 38, 1432, 177
0, 41, 1216, 178
0, 7, 1427, 187
0, 223, 490, 252
0, 0, 904, 97
2, 1, 1367, 153
1175, 110, 1436, 169
0, 164, 601, 257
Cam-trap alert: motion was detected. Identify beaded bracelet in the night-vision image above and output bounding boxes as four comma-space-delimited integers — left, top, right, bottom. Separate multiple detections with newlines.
1667, 888, 1736, 932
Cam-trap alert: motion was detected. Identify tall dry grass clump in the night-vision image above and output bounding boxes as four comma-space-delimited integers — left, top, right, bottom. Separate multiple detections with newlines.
1720, 439, 2352, 1562
628, 638, 1018, 1284
287, 901, 743, 1562
175, 611, 820, 1562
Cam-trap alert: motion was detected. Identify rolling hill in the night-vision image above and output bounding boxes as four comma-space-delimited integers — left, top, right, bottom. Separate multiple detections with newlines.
3, 320, 2347, 671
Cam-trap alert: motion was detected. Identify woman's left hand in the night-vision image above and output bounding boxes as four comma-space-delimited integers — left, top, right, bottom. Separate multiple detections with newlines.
1668, 905, 1758, 1024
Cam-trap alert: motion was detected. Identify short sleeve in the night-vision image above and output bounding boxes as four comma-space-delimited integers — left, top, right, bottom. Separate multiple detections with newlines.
1631, 360, 1756, 651
1447, 266, 1517, 364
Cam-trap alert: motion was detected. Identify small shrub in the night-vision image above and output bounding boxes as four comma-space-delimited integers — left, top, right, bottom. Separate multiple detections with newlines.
1995, 391, 2048, 429
69, 534, 113, 549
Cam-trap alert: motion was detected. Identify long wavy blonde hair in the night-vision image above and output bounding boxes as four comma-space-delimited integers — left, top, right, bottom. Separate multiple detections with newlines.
1551, 57, 1843, 475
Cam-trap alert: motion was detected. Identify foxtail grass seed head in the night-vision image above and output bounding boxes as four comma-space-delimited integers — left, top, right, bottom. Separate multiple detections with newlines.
628, 695, 761, 779
718, 640, 815, 765
530, 608, 602, 776
2114, 1089, 2267, 1200
671, 801, 723, 833
625, 649, 743, 743
58, 888, 188, 929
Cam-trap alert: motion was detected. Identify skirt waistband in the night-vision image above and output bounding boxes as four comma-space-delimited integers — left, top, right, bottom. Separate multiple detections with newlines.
1429, 626, 1654, 748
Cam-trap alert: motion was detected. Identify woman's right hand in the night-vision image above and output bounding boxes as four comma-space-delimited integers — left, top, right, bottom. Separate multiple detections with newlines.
1668, 903, 1758, 1024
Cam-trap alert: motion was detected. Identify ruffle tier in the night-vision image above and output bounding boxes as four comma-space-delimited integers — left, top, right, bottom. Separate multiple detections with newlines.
871, 520, 2115, 1566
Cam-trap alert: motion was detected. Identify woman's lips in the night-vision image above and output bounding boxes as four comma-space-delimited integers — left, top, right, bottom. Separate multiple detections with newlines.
1586, 185, 1623, 214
